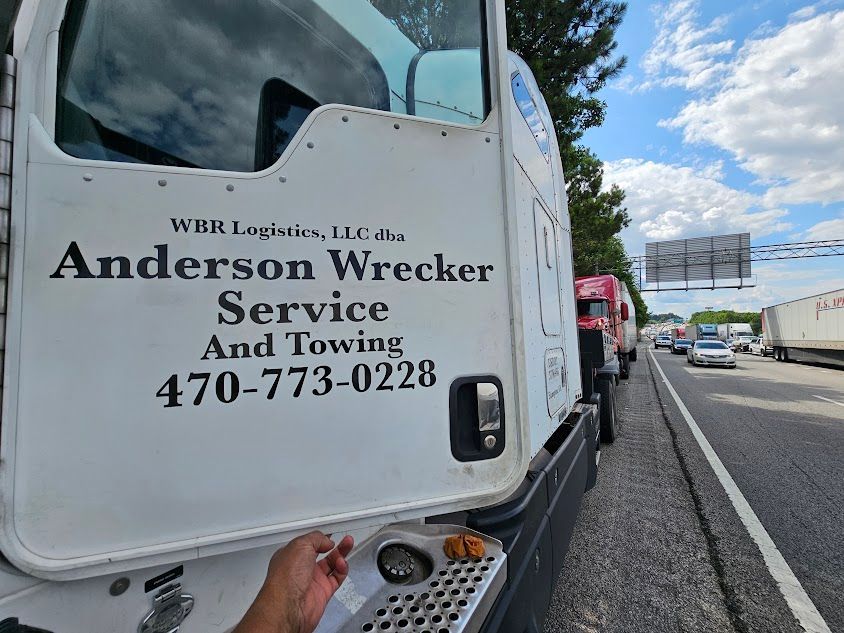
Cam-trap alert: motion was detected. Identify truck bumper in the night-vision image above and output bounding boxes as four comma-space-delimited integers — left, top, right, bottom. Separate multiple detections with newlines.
466, 405, 598, 632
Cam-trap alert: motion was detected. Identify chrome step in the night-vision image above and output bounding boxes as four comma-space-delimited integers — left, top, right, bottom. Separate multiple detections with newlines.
316, 524, 506, 633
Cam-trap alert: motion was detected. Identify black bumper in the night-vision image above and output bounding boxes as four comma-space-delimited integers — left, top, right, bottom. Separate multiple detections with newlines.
469, 406, 598, 633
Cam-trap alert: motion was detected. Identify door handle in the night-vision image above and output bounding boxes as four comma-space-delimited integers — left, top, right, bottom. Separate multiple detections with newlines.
449, 377, 505, 462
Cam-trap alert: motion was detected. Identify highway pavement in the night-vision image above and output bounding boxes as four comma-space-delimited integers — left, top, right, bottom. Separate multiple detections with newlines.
544, 343, 841, 633
649, 346, 842, 632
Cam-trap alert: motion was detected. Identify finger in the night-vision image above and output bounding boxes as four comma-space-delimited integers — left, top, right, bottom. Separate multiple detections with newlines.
297, 530, 335, 556
320, 546, 342, 572
332, 554, 349, 579
329, 555, 349, 589
337, 535, 355, 558
318, 536, 354, 578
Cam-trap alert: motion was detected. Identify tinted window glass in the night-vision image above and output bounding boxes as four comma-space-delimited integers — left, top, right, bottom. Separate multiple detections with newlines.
56, 0, 487, 172
577, 300, 608, 318
511, 73, 550, 162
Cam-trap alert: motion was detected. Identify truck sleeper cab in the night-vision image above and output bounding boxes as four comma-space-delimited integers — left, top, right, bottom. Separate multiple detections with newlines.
0, 1, 600, 631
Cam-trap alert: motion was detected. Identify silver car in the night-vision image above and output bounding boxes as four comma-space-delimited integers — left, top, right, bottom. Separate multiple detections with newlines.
687, 341, 737, 368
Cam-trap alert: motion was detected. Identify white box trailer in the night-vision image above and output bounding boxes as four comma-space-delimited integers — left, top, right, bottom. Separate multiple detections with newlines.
717, 323, 753, 341
763, 288, 844, 367
619, 281, 639, 362
0, 1, 607, 631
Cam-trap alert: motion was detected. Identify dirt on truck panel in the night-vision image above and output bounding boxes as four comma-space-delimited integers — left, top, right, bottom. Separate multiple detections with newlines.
544, 344, 803, 633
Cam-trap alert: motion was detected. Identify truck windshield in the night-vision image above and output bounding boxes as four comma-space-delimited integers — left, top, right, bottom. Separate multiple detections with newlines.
55, 0, 488, 172
578, 300, 609, 318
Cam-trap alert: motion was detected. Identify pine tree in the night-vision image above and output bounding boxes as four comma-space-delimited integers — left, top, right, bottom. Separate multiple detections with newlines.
506, 0, 628, 146
507, 1, 647, 325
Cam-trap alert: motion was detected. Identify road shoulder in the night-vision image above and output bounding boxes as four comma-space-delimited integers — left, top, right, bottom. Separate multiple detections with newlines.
545, 346, 733, 632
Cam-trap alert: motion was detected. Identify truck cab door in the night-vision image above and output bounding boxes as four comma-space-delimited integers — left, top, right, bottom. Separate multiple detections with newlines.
0, 0, 528, 579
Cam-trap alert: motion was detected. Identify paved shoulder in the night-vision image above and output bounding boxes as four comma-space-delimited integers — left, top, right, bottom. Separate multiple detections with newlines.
544, 346, 803, 633
545, 349, 732, 632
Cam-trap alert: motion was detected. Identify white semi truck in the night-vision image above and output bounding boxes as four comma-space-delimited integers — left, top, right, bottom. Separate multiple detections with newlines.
0, 1, 616, 631
763, 288, 844, 367
717, 323, 753, 341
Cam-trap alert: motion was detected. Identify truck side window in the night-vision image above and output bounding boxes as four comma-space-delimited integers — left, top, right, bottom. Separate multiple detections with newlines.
55, 0, 489, 173
511, 73, 550, 162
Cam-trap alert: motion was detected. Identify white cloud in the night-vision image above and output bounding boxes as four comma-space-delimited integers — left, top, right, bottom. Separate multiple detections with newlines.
804, 213, 844, 241
789, 6, 817, 20
663, 10, 844, 206
638, 0, 734, 90
604, 158, 791, 255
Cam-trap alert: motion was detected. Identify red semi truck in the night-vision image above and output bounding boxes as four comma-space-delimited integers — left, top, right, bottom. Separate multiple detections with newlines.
575, 274, 637, 443
576, 275, 636, 377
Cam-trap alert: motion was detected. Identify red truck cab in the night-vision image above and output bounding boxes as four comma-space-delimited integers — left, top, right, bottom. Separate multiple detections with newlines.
576, 274, 633, 377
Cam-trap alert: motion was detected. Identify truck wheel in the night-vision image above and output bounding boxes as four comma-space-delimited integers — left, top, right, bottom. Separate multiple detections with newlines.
620, 355, 630, 379
630, 347, 638, 362
597, 377, 618, 443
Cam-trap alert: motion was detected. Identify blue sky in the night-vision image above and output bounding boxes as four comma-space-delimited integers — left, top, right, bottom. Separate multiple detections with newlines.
584, 0, 844, 317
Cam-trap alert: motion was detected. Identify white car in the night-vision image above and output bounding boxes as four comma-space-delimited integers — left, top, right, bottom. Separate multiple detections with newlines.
687, 341, 736, 368
654, 335, 673, 349
748, 337, 773, 356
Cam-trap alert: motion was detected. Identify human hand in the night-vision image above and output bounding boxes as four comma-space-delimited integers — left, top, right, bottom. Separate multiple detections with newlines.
233, 531, 355, 633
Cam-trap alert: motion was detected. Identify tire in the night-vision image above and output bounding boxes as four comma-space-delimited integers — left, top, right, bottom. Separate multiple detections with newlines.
620, 354, 630, 379
597, 377, 618, 443
630, 347, 638, 362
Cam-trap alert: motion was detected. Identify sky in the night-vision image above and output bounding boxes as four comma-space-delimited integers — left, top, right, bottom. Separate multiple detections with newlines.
584, 0, 844, 317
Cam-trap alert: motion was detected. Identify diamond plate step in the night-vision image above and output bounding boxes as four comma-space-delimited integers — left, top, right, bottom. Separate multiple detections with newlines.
316, 524, 507, 633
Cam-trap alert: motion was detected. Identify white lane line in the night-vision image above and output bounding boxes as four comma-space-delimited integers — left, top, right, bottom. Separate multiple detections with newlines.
812, 395, 844, 408
648, 349, 831, 633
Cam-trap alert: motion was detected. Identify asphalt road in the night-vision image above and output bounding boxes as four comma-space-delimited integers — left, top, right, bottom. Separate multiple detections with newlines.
544, 343, 841, 633
649, 346, 843, 632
